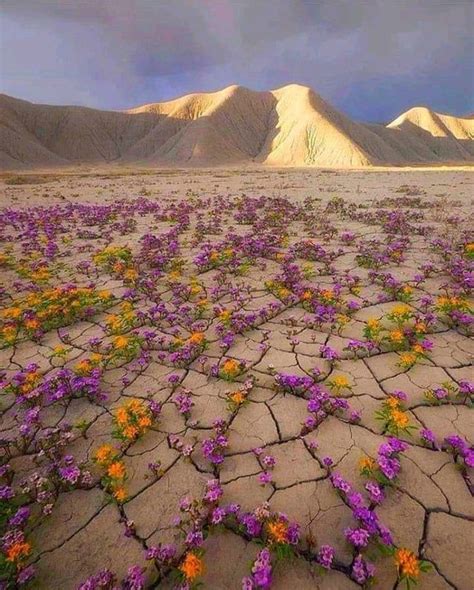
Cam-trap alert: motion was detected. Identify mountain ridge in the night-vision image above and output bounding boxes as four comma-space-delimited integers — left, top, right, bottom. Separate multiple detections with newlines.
1, 85, 473, 169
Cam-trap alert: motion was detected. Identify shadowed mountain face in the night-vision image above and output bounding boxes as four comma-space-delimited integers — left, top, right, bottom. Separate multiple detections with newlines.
1, 84, 473, 169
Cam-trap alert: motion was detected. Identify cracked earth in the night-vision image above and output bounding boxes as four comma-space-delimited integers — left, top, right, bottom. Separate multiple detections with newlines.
0, 168, 473, 589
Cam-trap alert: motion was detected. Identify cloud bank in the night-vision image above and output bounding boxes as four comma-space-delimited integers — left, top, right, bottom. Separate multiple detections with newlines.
1, 0, 472, 121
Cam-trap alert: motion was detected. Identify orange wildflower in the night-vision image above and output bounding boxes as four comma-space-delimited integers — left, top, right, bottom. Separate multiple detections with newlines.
389, 330, 404, 343
321, 289, 334, 301
6, 541, 31, 562
188, 332, 205, 345
399, 352, 417, 367
395, 548, 420, 578
267, 520, 288, 543
386, 396, 400, 409
359, 456, 375, 471
113, 261, 125, 273
124, 268, 138, 281
3, 307, 22, 319
179, 552, 204, 581
123, 425, 139, 440
107, 461, 126, 480
391, 409, 409, 428
115, 407, 129, 425
128, 399, 144, 412
230, 391, 246, 405
75, 359, 92, 374
24, 319, 40, 330
113, 487, 127, 503
95, 444, 115, 465
222, 359, 239, 375
2, 326, 17, 341
138, 416, 152, 429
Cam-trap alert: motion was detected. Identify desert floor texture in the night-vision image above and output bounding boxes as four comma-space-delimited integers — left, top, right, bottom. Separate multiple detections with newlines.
0, 167, 473, 590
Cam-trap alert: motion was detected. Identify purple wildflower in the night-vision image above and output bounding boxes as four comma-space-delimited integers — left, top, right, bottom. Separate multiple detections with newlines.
317, 544, 335, 569
345, 527, 371, 548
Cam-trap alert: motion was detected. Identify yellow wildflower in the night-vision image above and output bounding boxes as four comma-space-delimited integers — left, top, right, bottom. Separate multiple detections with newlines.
330, 375, 350, 390
113, 335, 129, 349
219, 309, 232, 322
391, 304, 410, 317
399, 352, 417, 367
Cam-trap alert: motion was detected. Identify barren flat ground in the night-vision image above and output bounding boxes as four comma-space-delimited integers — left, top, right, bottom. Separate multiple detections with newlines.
1, 167, 473, 590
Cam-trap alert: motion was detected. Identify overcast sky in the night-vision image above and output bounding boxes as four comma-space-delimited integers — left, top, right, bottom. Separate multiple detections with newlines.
1, 0, 473, 122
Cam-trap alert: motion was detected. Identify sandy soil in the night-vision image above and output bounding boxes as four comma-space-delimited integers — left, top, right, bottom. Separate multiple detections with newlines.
0, 167, 472, 589
2, 166, 473, 208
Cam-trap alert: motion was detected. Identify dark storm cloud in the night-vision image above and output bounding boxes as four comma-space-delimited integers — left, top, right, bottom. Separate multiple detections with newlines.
1, 0, 310, 75
1, 0, 472, 121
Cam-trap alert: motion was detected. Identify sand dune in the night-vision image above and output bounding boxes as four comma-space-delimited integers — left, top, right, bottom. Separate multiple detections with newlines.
1, 85, 473, 169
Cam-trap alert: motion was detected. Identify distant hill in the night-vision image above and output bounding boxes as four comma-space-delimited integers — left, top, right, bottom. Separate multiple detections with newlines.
1, 85, 473, 169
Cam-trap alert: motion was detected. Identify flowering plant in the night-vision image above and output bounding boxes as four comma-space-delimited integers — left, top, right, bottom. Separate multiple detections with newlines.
113, 399, 161, 442
216, 358, 246, 381
94, 444, 128, 503
0, 285, 114, 348
375, 392, 417, 436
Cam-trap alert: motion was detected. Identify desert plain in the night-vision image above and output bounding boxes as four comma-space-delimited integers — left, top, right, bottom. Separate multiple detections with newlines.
0, 165, 473, 590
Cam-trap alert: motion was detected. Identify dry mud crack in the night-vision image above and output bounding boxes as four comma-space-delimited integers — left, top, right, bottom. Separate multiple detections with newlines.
0, 168, 472, 590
